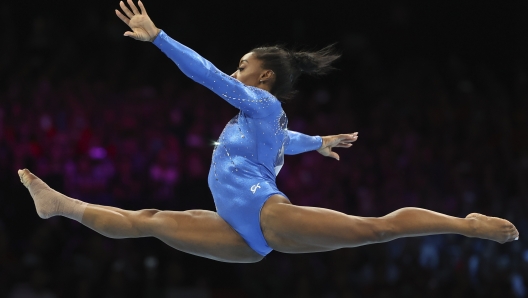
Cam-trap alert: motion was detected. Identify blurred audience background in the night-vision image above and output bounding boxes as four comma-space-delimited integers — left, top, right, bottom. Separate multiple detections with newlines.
1, 1, 527, 297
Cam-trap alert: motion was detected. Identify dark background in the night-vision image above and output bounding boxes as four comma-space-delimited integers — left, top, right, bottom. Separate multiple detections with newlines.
1, 0, 528, 297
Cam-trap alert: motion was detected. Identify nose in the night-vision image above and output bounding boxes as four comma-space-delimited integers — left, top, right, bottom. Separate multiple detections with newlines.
230, 71, 237, 79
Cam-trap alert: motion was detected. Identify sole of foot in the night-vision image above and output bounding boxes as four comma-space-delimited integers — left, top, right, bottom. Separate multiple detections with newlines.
18, 168, 56, 219
466, 213, 519, 244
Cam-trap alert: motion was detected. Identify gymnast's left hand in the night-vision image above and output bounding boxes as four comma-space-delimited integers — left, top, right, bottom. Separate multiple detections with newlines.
317, 132, 358, 161
115, 0, 160, 42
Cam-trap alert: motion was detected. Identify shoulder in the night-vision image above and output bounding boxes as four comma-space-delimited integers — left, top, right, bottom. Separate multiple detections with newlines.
246, 87, 282, 116
247, 86, 281, 105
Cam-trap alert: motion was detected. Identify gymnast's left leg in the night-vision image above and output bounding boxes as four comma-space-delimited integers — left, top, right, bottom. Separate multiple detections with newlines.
260, 195, 519, 254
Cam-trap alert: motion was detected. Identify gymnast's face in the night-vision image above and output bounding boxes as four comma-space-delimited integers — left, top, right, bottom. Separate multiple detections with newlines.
231, 53, 275, 91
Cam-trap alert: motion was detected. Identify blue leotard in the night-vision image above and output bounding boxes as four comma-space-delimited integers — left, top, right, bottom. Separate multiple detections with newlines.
153, 31, 322, 256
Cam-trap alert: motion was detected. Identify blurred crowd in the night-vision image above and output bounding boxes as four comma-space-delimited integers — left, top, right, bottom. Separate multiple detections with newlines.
1, 2, 528, 298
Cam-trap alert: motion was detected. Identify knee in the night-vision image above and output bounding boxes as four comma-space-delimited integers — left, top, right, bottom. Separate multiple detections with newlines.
366, 217, 395, 243
130, 209, 161, 234
133, 209, 161, 220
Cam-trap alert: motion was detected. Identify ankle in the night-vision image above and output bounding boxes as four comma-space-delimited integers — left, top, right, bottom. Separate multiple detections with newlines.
61, 197, 88, 222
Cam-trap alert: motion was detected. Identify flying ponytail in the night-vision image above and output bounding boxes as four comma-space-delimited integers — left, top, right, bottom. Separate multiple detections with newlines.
251, 44, 340, 101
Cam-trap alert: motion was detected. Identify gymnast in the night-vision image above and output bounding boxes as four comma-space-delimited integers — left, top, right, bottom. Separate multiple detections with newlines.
19, 0, 518, 263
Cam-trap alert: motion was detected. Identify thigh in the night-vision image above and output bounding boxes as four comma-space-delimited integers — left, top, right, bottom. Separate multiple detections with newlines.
149, 210, 263, 263
261, 195, 382, 253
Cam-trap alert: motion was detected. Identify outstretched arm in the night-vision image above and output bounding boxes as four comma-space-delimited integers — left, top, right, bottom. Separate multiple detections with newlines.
285, 131, 357, 159
285, 130, 358, 159
284, 130, 323, 155
115, 0, 278, 118
152, 32, 277, 118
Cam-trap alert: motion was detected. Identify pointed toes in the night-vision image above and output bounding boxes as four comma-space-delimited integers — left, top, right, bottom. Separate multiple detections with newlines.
18, 169, 35, 188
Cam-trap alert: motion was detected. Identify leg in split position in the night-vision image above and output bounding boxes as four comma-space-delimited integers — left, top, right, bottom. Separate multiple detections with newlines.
18, 169, 263, 263
19, 169, 519, 263
260, 195, 519, 254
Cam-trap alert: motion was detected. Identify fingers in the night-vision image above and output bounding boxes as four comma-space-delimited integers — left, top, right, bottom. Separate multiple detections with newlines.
328, 152, 340, 161
337, 132, 358, 143
127, 0, 140, 15
115, 9, 130, 26
138, 0, 147, 14
335, 143, 353, 148
119, 1, 135, 18
331, 132, 358, 149
123, 31, 137, 38
340, 132, 358, 139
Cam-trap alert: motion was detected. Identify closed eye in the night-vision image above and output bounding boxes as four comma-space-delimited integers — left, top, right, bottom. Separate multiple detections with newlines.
238, 67, 245, 71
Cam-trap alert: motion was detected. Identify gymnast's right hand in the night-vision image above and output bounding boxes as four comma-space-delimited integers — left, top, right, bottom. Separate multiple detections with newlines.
115, 0, 160, 42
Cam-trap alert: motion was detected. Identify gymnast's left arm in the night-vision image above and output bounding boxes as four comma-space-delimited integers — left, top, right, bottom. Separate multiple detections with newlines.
115, 0, 277, 118
151, 32, 276, 118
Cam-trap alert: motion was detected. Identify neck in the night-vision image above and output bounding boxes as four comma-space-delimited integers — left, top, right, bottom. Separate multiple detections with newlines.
256, 81, 273, 93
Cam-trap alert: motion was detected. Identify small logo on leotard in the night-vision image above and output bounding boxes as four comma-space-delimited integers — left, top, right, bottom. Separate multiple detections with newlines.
250, 183, 261, 194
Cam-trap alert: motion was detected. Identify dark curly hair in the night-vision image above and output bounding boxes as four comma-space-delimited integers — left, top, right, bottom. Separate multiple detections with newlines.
250, 44, 340, 101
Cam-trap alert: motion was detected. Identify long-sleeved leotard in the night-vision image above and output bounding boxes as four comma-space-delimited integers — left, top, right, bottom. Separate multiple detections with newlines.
153, 31, 322, 256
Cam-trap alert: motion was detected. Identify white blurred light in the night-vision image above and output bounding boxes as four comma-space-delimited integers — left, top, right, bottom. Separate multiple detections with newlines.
144, 256, 158, 269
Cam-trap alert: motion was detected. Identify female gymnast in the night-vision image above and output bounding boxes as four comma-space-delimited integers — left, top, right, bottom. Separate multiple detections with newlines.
19, 0, 518, 263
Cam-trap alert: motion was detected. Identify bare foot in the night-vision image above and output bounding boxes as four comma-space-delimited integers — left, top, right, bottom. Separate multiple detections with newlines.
18, 169, 79, 219
18, 168, 37, 187
466, 213, 519, 244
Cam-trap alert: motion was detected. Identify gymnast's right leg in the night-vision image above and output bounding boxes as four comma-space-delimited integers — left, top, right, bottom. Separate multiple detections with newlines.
18, 169, 263, 263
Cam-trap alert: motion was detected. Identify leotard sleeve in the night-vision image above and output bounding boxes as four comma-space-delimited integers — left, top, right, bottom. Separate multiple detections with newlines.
153, 30, 278, 118
284, 130, 322, 155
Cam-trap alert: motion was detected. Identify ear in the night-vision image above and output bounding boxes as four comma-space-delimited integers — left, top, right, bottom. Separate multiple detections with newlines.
260, 70, 275, 82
